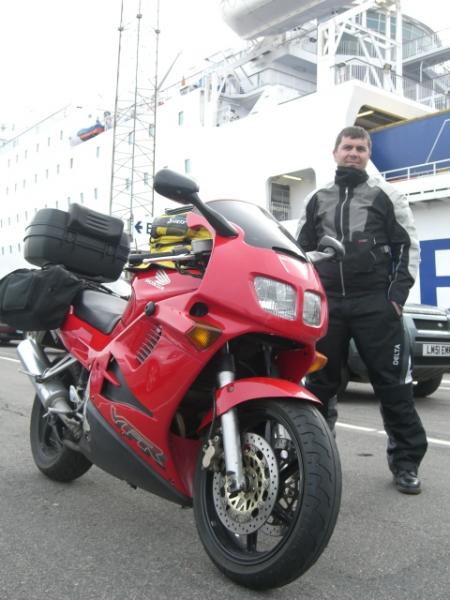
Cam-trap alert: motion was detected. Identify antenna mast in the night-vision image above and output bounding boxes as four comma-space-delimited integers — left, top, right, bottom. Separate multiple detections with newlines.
109, 0, 160, 243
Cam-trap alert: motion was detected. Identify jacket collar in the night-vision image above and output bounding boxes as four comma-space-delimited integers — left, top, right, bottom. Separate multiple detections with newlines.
335, 166, 369, 188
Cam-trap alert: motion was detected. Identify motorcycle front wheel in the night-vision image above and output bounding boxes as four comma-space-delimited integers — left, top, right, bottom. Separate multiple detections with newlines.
193, 400, 341, 590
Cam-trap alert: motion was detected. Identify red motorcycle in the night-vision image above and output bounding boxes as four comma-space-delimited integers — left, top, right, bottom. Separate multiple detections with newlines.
16, 169, 343, 589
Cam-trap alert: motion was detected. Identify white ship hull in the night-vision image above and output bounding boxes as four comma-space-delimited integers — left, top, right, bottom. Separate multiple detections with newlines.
1, 0, 450, 308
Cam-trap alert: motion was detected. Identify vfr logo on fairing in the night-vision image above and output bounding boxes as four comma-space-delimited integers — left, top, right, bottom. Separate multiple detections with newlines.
111, 407, 165, 467
147, 269, 171, 290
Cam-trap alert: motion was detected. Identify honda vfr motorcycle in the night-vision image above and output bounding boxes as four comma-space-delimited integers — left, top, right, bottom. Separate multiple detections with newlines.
17, 169, 344, 590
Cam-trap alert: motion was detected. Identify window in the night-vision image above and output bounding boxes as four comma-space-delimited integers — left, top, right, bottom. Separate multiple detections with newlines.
8, 159, 10, 167
178, 111, 184, 126
96, 146, 100, 158
56, 164, 60, 174
80, 192, 84, 204
5, 187, 8, 196
36, 143, 39, 152
128, 132, 134, 144
24, 149, 28, 159
67, 196, 71, 206
48, 137, 51, 146
46, 169, 49, 179
23, 179, 26, 188
270, 183, 291, 221
125, 178, 130, 190
70, 158, 74, 168
34, 174, 38, 183
144, 172, 149, 185
60, 130, 64, 140
184, 158, 191, 174
94, 188, 98, 199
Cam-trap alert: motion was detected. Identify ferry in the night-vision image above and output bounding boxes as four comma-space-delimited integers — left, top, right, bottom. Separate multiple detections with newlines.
1, 0, 450, 308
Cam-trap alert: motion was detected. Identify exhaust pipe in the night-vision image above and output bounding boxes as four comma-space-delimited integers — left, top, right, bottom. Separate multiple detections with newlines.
17, 337, 72, 413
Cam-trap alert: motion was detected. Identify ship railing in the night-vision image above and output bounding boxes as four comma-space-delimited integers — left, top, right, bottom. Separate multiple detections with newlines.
381, 158, 450, 182
335, 58, 450, 110
403, 27, 450, 60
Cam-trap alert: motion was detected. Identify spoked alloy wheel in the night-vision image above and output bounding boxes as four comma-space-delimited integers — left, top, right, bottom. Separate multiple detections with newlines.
30, 395, 92, 482
193, 400, 341, 590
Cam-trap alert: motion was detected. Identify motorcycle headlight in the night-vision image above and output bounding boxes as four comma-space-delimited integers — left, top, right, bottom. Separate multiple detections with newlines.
303, 291, 322, 326
253, 276, 297, 320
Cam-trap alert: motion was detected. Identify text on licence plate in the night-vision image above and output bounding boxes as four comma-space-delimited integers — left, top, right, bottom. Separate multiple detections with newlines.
422, 344, 450, 356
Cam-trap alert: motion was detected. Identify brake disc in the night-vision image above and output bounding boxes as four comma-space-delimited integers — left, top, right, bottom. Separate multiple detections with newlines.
212, 432, 279, 535
261, 470, 300, 537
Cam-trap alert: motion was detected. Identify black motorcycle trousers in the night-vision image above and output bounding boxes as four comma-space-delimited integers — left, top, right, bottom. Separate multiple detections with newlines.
306, 291, 428, 472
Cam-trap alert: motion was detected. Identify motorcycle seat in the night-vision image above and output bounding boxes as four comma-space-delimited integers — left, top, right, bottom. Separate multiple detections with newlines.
73, 289, 128, 334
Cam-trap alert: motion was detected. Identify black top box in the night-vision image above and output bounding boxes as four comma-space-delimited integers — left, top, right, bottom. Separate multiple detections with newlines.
24, 204, 130, 282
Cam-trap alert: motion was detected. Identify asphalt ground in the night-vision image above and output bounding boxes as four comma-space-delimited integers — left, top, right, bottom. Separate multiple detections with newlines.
0, 342, 449, 600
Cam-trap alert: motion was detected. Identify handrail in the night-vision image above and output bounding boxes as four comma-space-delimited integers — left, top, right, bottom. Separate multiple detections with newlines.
403, 27, 450, 60
380, 158, 450, 182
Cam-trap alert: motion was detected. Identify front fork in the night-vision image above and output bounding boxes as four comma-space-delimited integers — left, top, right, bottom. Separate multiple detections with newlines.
217, 351, 247, 493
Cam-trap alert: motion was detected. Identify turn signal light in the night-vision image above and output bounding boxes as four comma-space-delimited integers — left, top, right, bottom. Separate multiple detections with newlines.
306, 351, 328, 374
186, 324, 222, 350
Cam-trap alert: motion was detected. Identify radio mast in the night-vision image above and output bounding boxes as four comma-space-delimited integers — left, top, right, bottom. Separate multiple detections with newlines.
109, 0, 160, 243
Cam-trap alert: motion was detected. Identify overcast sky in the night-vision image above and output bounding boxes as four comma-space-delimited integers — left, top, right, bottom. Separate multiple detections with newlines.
0, 0, 448, 130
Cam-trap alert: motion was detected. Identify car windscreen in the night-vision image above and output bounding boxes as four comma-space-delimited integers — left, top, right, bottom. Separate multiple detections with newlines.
208, 199, 306, 260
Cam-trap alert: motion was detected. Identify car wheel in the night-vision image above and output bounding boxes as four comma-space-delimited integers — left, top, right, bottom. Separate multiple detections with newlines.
413, 374, 443, 398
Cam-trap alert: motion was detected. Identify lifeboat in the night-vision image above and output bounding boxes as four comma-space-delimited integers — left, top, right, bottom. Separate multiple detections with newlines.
220, 0, 345, 39
77, 120, 105, 142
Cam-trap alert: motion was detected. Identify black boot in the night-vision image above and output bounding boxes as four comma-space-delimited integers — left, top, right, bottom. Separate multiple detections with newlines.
392, 468, 421, 494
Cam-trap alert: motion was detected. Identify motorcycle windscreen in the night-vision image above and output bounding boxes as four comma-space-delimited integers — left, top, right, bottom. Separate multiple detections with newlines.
208, 199, 306, 260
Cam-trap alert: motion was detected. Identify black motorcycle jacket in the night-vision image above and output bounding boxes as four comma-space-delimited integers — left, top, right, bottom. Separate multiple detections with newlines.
296, 167, 420, 306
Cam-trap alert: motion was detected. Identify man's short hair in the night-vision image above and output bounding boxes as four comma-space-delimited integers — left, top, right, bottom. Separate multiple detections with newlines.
334, 126, 372, 152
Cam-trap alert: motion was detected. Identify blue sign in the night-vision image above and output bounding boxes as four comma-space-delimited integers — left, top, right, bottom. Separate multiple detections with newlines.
419, 238, 450, 306
371, 109, 450, 173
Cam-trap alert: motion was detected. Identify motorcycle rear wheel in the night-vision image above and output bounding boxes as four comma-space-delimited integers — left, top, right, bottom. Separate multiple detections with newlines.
30, 395, 92, 482
193, 400, 341, 590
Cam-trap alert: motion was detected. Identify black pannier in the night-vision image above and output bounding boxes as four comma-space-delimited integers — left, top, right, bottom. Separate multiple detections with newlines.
0, 266, 83, 331
24, 204, 130, 282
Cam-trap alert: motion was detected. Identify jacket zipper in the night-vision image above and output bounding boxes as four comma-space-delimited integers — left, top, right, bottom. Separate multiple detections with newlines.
338, 187, 348, 296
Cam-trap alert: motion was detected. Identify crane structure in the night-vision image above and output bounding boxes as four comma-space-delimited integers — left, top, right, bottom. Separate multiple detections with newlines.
109, 0, 160, 243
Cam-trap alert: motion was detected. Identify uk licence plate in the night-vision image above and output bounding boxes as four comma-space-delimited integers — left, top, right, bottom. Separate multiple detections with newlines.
422, 344, 450, 356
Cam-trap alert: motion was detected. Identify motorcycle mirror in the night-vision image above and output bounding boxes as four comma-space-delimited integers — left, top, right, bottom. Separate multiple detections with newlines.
307, 236, 345, 265
153, 169, 199, 204
317, 236, 345, 260
153, 169, 238, 238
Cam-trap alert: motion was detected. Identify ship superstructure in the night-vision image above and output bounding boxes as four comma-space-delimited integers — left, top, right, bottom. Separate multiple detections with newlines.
1, 0, 450, 306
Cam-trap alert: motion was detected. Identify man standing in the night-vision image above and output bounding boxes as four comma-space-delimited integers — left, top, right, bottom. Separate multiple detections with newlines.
296, 125, 427, 494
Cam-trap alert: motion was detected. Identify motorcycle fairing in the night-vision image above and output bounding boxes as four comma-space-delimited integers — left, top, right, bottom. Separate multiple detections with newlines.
198, 376, 322, 431
82, 400, 192, 506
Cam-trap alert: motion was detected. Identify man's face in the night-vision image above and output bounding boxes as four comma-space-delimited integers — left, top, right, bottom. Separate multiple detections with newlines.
333, 135, 371, 171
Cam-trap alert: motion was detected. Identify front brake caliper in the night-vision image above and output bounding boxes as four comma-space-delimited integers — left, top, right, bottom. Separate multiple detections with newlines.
201, 435, 222, 471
